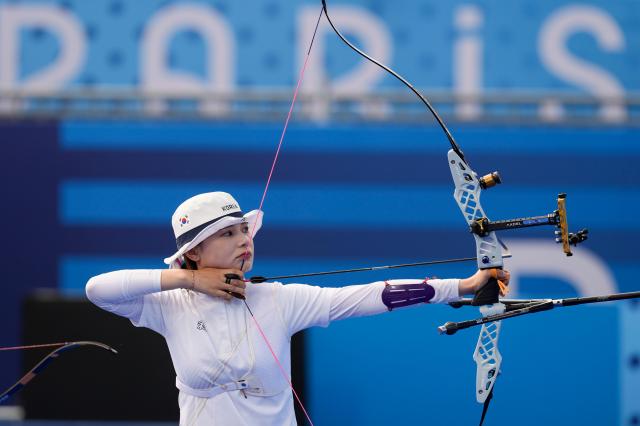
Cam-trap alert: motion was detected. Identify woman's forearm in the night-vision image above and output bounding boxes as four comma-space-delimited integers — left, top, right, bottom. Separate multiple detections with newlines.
160, 269, 193, 291
86, 270, 162, 305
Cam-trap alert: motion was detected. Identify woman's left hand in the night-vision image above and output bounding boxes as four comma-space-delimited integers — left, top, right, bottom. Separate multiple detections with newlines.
459, 269, 510, 296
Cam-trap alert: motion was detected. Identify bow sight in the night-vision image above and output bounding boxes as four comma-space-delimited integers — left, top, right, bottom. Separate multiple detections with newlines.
470, 172, 588, 256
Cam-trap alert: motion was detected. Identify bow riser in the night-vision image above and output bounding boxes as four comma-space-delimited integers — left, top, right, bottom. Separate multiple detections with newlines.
448, 150, 503, 270
448, 148, 506, 410
473, 303, 506, 403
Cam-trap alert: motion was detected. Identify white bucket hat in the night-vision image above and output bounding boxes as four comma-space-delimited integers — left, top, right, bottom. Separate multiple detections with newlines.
163, 192, 262, 269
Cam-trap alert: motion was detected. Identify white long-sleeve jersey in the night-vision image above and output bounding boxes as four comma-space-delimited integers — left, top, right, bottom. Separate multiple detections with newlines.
86, 270, 460, 426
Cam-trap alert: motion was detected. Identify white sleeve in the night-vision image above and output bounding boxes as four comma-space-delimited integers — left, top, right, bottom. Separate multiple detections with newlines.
280, 278, 461, 332
277, 283, 334, 335
327, 278, 461, 321
427, 278, 461, 303
85, 269, 166, 334
328, 282, 387, 321
277, 283, 385, 334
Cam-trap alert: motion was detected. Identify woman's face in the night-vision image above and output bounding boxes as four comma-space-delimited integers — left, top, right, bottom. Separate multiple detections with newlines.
188, 222, 254, 272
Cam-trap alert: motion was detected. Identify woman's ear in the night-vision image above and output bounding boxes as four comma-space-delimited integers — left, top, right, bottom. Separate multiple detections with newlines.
184, 246, 201, 262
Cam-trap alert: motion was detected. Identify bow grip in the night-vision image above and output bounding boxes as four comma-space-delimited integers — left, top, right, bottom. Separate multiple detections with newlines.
471, 271, 501, 306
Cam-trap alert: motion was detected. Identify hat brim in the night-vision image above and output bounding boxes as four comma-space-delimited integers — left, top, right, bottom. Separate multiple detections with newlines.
163, 209, 263, 269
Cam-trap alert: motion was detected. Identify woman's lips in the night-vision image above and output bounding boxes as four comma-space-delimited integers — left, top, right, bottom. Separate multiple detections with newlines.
236, 252, 252, 260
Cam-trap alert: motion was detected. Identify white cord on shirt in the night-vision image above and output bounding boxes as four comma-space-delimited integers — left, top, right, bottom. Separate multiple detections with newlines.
188, 290, 256, 386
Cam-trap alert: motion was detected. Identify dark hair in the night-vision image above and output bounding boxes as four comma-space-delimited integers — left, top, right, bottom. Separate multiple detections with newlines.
181, 257, 198, 270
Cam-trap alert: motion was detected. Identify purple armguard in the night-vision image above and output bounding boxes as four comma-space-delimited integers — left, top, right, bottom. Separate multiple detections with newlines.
381, 280, 436, 311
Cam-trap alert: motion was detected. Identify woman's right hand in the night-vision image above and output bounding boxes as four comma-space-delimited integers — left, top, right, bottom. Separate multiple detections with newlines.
190, 268, 246, 300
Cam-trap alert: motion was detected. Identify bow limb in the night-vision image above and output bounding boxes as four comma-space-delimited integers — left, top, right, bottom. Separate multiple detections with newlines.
0, 341, 117, 404
320, 0, 464, 159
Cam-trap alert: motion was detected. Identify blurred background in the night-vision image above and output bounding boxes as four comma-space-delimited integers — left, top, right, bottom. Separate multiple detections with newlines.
0, 0, 638, 425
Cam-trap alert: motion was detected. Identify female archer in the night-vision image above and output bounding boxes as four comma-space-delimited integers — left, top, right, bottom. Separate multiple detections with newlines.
86, 191, 509, 426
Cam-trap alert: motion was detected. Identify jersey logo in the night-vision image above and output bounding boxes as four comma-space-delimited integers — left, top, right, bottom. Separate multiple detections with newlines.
196, 320, 206, 331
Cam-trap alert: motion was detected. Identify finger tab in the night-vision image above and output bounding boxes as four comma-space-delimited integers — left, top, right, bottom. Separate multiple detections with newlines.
224, 273, 241, 284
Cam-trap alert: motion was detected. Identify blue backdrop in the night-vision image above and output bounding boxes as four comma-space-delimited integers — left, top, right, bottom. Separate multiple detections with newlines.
3, 0, 639, 92
1, 0, 639, 424
1, 120, 638, 425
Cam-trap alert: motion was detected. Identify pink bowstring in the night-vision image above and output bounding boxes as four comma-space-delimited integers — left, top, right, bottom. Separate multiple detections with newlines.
239, 8, 324, 426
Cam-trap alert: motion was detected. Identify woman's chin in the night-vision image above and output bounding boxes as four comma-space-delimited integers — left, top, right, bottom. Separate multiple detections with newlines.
234, 257, 252, 272
241, 260, 253, 272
